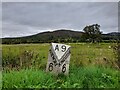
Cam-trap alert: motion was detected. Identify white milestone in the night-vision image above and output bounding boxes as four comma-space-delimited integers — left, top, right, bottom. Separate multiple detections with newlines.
46, 43, 71, 75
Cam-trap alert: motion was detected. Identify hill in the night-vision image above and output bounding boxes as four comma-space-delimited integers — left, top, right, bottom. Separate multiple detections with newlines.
2, 29, 120, 44
2, 29, 83, 44
102, 32, 120, 42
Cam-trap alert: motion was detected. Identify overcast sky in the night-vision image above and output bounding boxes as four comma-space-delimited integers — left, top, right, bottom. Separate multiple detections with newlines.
2, 2, 118, 38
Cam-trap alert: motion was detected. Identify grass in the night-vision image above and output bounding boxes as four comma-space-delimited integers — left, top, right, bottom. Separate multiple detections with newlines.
2, 66, 119, 88
2, 43, 118, 69
2, 43, 120, 88
0, 71, 2, 89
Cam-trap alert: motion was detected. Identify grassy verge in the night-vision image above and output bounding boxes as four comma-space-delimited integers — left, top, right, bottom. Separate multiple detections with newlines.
2, 66, 119, 88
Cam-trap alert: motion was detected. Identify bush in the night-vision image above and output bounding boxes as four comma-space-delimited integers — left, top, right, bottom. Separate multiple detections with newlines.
112, 43, 120, 69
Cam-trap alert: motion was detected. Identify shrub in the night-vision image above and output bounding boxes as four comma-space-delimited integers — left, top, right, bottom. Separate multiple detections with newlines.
112, 43, 120, 69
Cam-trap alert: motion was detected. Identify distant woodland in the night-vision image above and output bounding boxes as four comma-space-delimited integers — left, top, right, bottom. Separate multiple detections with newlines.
2, 29, 120, 44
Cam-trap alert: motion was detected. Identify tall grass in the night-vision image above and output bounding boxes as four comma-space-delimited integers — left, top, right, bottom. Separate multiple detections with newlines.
2, 44, 49, 70
2, 43, 120, 88
2, 66, 119, 88
2, 43, 118, 70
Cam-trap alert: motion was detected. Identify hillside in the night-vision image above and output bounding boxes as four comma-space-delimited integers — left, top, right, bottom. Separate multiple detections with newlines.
2, 29, 120, 44
2, 29, 83, 44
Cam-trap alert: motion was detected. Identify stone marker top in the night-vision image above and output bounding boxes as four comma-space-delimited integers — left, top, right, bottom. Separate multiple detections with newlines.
51, 43, 71, 60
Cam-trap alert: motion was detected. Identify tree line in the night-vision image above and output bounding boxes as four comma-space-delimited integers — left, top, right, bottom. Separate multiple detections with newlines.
2, 24, 120, 44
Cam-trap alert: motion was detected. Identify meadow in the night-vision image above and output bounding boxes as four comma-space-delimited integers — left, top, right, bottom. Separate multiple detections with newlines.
2, 43, 120, 88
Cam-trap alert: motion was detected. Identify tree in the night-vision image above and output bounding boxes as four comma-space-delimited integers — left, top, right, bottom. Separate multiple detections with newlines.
83, 24, 102, 43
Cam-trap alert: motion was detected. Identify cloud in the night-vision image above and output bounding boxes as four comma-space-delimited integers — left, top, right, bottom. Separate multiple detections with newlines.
2, 2, 118, 37
2, 0, 119, 2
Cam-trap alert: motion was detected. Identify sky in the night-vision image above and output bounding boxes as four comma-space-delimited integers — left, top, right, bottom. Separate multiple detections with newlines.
2, 1, 119, 38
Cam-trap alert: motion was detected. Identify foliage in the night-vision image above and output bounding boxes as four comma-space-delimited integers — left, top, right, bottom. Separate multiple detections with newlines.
2, 43, 120, 88
83, 24, 102, 43
112, 43, 120, 69
2, 43, 119, 71
2, 66, 119, 88
2, 44, 49, 71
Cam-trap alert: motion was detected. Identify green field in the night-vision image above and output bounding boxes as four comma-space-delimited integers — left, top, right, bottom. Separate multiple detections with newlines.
2, 43, 120, 88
